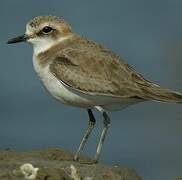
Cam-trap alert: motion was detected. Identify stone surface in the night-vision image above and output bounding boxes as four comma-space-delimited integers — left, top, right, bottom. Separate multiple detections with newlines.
0, 147, 142, 180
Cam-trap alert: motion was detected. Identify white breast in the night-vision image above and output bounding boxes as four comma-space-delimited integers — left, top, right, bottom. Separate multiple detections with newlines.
33, 55, 97, 107
30, 35, 118, 109
32, 56, 141, 111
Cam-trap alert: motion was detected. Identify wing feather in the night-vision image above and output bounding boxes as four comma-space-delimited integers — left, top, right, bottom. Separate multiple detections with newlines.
49, 37, 145, 98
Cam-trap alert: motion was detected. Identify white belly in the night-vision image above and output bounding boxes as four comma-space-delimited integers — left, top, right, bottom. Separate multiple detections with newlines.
33, 57, 142, 111
33, 59, 93, 107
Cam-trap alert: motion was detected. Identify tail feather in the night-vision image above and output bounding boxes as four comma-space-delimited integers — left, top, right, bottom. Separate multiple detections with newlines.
140, 83, 182, 103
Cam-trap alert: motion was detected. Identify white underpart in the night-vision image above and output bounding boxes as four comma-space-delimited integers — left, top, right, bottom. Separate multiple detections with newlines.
32, 36, 141, 111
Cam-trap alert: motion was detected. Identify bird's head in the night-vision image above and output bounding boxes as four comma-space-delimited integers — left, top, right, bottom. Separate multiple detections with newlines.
7, 15, 73, 54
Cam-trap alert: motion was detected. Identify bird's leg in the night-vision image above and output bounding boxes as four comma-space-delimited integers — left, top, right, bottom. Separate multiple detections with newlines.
74, 109, 96, 161
93, 111, 111, 163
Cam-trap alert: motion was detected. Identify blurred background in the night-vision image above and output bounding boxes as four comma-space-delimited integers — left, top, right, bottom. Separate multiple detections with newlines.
1, 0, 182, 179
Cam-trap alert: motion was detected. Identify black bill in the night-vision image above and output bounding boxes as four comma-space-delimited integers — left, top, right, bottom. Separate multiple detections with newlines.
7, 34, 28, 44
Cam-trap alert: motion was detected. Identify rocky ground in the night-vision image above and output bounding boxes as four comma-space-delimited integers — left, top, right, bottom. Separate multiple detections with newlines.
0, 147, 141, 180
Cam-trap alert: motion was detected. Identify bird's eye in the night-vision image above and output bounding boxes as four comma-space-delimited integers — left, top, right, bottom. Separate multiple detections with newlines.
42, 26, 53, 34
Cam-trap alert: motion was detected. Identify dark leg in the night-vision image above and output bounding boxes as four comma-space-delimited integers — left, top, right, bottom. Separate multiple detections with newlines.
74, 109, 96, 161
94, 111, 111, 163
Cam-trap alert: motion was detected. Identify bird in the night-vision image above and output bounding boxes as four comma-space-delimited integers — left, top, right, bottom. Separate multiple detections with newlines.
7, 15, 182, 163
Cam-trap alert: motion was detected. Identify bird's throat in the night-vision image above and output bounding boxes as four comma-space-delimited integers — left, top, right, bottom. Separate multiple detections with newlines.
32, 35, 73, 56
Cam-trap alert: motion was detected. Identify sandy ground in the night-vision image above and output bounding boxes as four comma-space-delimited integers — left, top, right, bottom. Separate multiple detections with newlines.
0, 147, 141, 180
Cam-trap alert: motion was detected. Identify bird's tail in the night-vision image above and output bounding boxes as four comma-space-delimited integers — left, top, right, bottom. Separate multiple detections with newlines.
140, 83, 182, 103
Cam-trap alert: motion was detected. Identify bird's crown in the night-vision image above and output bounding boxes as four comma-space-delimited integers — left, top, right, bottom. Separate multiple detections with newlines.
26, 15, 72, 36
